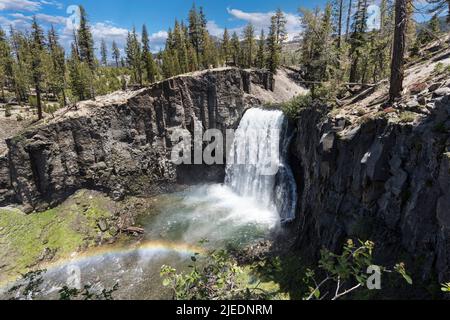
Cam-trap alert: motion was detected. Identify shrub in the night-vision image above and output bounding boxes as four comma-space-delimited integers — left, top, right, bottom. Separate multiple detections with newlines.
44, 103, 60, 118
399, 111, 417, 123
280, 94, 313, 120
162, 239, 413, 301
4, 105, 12, 117
433, 62, 445, 75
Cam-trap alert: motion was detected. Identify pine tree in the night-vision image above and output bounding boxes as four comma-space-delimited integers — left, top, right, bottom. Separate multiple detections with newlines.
275, 9, 288, 45
370, 0, 393, 82
0, 27, 14, 103
126, 27, 143, 85
142, 24, 158, 83
100, 39, 108, 66
242, 24, 255, 68
10, 27, 31, 105
173, 20, 189, 73
112, 40, 120, 68
188, 3, 201, 60
221, 28, 231, 66
429, 13, 441, 34
77, 5, 95, 70
349, 0, 369, 83
47, 25, 66, 105
267, 16, 281, 73
68, 43, 86, 101
256, 30, 266, 69
231, 32, 241, 67
299, 4, 336, 94
30, 17, 45, 120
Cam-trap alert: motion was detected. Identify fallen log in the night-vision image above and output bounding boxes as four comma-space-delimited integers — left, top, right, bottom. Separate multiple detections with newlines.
121, 226, 145, 234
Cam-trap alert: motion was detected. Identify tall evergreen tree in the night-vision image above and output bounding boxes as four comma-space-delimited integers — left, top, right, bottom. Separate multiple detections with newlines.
68, 42, 86, 101
126, 27, 143, 85
221, 28, 231, 66
242, 24, 255, 68
112, 40, 120, 68
10, 26, 31, 105
77, 5, 95, 70
47, 25, 66, 105
30, 17, 45, 120
267, 16, 280, 73
142, 24, 158, 83
188, 3, 201, 60
349, 0, 369, 83
230, 32, 241, 66
0, 27, 13, 103
100, 39, 108, 66
275, 9, 288, 45
256, 29, 266, 69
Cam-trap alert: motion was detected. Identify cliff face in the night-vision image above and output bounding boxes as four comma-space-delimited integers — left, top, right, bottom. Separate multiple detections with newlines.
291, 96, 450, 284
0, 68, 283, 211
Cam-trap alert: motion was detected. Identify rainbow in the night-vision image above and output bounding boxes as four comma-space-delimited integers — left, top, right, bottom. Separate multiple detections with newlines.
0, 240, 205, 290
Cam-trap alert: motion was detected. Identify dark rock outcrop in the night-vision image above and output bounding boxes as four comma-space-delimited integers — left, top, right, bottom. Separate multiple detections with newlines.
0, 68, 276, 210
291, 96, 450, 288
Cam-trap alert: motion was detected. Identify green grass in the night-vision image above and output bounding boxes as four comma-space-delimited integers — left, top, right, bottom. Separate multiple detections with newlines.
0, 190, 114, 283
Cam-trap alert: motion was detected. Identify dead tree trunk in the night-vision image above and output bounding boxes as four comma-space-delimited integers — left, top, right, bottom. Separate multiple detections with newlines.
389, 0, 408, 102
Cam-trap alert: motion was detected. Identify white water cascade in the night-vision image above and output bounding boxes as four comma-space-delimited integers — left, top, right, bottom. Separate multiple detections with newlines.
225, 108, 298, 222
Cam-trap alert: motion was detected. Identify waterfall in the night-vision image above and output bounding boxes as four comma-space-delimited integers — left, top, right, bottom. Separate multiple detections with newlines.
225, 108, 297, 223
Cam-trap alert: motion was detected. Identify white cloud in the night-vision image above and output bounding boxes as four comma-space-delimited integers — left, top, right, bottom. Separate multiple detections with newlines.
148, 30, 168, 52
36, 13, 66, 24
226, 8, 302, 41
0, 0, 41, 12
40, 0, 63, 10
207, 20, 243, 38
0, 14, 31, 31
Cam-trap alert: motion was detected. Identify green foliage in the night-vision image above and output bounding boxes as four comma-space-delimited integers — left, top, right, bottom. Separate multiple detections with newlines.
399, 111, 417, 123
43, 103, 59, 118
304, 240, 412, 300
161, 239, 413, 301
161, 248, 248, 300
280, 94, 313, 120
441, 282, 450, 293
0, 190, 115, 282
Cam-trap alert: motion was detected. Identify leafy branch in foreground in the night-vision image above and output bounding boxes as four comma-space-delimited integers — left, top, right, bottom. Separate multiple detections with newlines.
161, 249, 260, 300
304, 240, 412, 300
161, 239, 413, 301
442, 282, 450, 293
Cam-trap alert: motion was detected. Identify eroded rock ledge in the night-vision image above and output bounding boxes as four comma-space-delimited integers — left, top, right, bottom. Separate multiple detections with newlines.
0, 68, 303, 211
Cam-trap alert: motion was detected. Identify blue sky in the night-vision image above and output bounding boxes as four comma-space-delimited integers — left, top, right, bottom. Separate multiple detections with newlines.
0, 0, 436, 56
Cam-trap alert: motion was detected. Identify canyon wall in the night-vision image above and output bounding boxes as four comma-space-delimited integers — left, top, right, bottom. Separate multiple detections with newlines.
0, 68, 278, 211
291, 97, 450, 285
